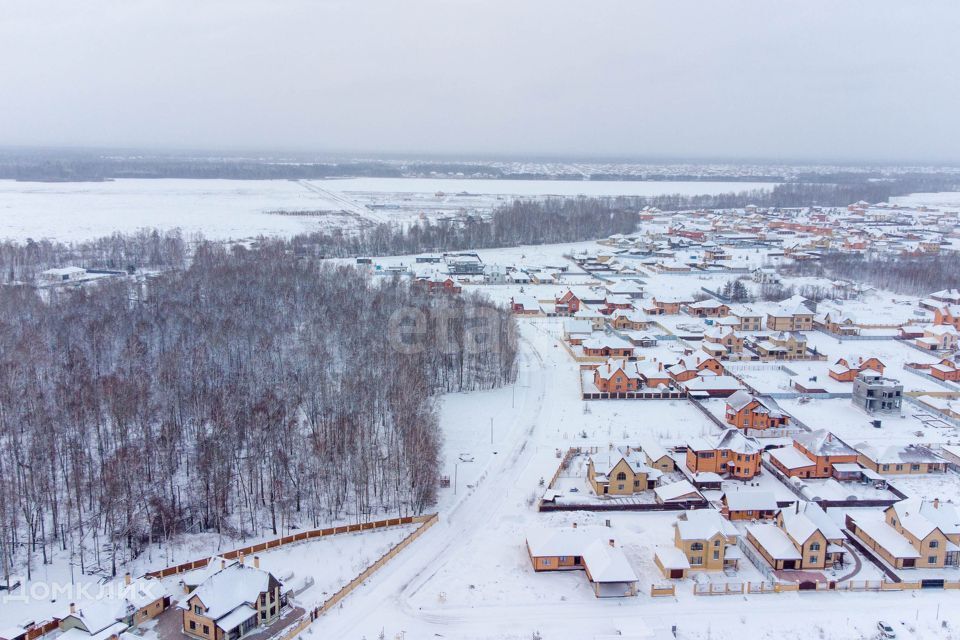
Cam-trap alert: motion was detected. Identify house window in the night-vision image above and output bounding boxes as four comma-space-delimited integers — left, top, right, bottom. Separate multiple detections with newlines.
713, 551, 720, 560
633, 480, 640, 488
203, 626, 209, 635
542, 559, 552, 566
929, 556, 938, 564
194, 605, 203, 615
690, 556, 703, 565
810, 542, 821, 551
559, 556, 568, 562
690, 542, 704, 551
189, 622, 196, 631
930, 540, 939, 548
713, 539, 720, 546
912, 464, 920, 471
617, 472, 627, 481
809, 555, 818, 564
617, 484, 624, 490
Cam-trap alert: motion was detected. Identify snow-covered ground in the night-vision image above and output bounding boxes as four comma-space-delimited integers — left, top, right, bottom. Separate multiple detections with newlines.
0, 178, 775, 242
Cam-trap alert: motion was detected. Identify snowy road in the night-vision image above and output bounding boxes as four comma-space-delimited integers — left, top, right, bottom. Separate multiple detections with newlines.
309, 321, 960, 640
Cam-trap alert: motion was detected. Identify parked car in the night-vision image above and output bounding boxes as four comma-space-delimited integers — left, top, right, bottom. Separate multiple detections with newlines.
877, 621, 896, 639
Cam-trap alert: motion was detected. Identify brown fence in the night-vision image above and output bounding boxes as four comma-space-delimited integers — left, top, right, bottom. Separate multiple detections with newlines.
276, 513, 440, 640
145, 514, 435, 579
23, 619, 61, 640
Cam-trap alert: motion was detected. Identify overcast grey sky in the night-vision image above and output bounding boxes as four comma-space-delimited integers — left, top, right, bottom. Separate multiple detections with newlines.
1, 1, 959, 162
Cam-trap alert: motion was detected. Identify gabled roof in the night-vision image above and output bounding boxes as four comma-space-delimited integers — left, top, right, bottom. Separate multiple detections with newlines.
723, 490, 778, 512
675, 509, 738, 541
180, 563, 278, 622
748, 523, 802, 560
795, 430, 856, 457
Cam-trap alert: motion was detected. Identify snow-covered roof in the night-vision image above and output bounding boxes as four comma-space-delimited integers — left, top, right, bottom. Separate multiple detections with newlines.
654, 546, 691, 570
723, 490, 777, 512
582, 540, 638, 583
675, 509, 738, 541
748, 523, 801, 560
655, 480, 701, 503
855, 443, 944, 465
850, 515, 921, 559
768, 446, 815, 471
180, 562, 278, 622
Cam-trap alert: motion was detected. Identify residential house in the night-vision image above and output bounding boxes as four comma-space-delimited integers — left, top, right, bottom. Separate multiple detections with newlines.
582, 335, 635, 359
847, 499, 960, 569
644, 296, 692, 315
748, 504, 845, 571
702, 326, 745, 357
685, 429, 762, 480
510, 295, 541, 315
752, 268, 780, 284
724, 391, 789, 432
856, 443, 947, 474
750, 331, 808, 360
637, 438, 677, 473
655, 510, 741, 579
608, 309, 653, 331
682, 373, 744, 398
562, 319, 593, 345
829, 357, 886, 382
179, 557, 286, 640
58, 575, 171, 640
654, 480, 704, 504
851, 371, 903, 413
587, 447, 662, 495
766, 298, 815, 331
768, 430, 858, 479
526, 526, 639, 597
929, 359, 960, 382
667, 355, 724, 382
630, 360, 671, 389
682, 299, 730, 318
933, 304, 960, 330
915, 325, 959, 352
592, 359, 642, 393
728, 305, 764, 332
721, 490, 779, 521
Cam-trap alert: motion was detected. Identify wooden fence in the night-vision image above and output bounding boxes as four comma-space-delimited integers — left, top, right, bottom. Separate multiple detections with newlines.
693, 578, 960, 596
650, 584, 676, 597
145, 514, 436, 579
276, 513, 439, 640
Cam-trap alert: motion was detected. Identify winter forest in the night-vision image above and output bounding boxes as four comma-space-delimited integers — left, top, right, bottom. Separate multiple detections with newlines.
0, 238, 517, 585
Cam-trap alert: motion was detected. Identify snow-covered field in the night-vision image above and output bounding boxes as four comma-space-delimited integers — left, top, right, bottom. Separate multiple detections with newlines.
0, 178, 776, 242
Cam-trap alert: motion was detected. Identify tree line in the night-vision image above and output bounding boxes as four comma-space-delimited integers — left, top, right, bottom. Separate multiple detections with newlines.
782, 251, 960, 296
0, 238, 517, 584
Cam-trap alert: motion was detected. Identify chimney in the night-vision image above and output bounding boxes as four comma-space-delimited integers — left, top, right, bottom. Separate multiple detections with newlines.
658, 362, 663, 371
254, 556, 260, 569
608, 539, 615, 547
572, 522, 578, 529
221, 559, 227, 570
934, 498, 940, 509
69, 603, 76, 615
238, 552, 245, 566
124, 572, 131, 586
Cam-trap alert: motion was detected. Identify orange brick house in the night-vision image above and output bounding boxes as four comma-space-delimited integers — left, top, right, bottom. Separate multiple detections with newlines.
686, 429, 762, 481
724, 391, 790, 431
930, 359, 960, 382
768, 430, 858, 479
582, 336, 635, 358
592, 359, 642, 393
828, 356, 886, 382
933, 304, 960, 330
667, 355, 724, 382
555, 290, 583, 315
